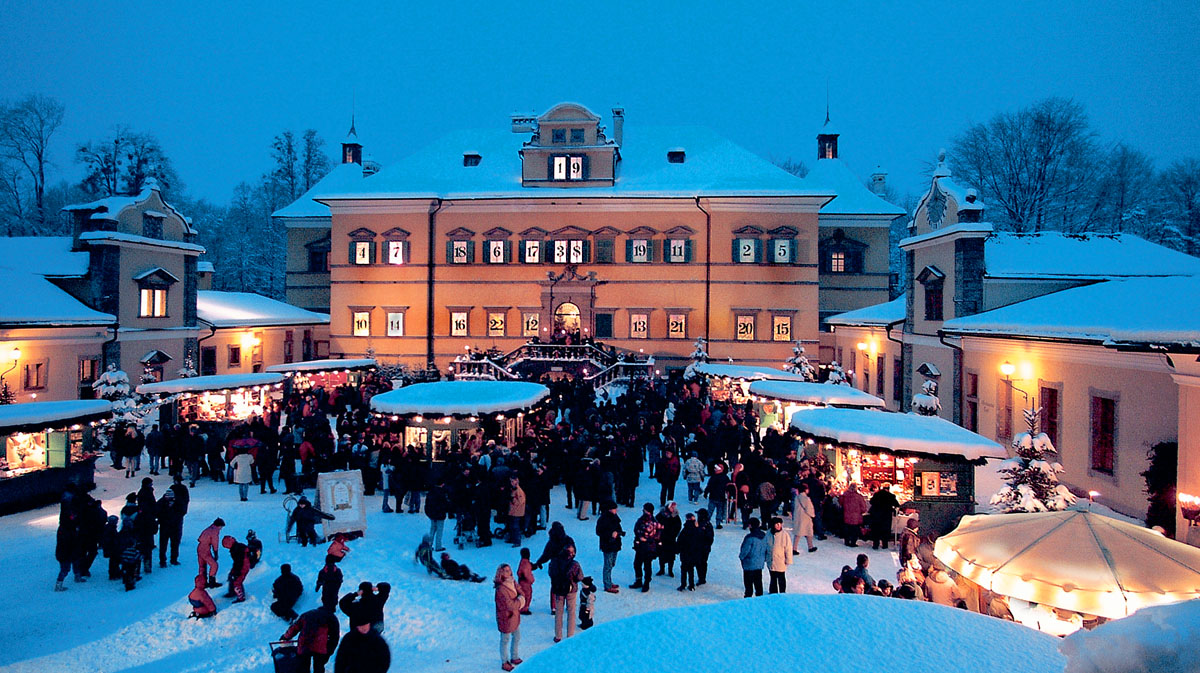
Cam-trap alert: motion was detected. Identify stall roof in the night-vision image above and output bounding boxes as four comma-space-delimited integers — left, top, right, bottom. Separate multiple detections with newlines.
689, 362, 809, 382
197, 291, 330, 328
370, 380, 550, 417
137, 373, 284, 396
749, 380, 886, 408
265, 358, 376, 373
0, 400, 112, 435
789, 407, 1005, 461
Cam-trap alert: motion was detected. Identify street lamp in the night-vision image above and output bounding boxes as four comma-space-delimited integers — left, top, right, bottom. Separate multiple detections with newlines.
1, 346, 19, 391
999, 360, 1029, 404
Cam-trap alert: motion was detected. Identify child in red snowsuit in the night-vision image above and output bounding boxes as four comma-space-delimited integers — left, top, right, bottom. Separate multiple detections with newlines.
222, 535, 250, 602
188, 574, 217, 618
196, 518, 225, 588
327, 533, 350, 561
517, 548, 535, 616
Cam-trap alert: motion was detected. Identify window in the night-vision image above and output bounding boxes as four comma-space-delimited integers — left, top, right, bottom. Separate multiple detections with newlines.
829, 251, 846, 273
552, 155, 586, 181
386, 312, 405, 337
284, 331, 294, 363
522, 312, 541, 337
228, 345, 242, 368
821, 231, 866, 273
876, 355, 885, 397
352, 311, 370, 337
449, 240, 473, 264
487, 240, 509, 264
463, 153, 481, 167
893, 357, 903, 403
630, 313, 649, 339
23, 361, 46, 390
569, 128, 585, 144
522, 240, 542, 264
78, 358, 99, 385
924, 283, 944, 321
772, 315, 792, 342
553, 240, 588, 264
387, 241, 408, 265
668, 313, 687, 339
139, 288, 167, 318
1090, 395, 1117, 474
666, 239, 690, 263
552, 128, 566, 144
628, 239, 652, 263
352, 240, 373, 265
451, 311, 469, 337
142, 214, 163, 240
964, 372, 979, 431
595, 313, 613, 338
488, 311, 506, 337
734, 238, 760, 264
308, 249, 329, 272
1040, 386, 1060, 448
848, 350, 856, 375
771, 239, 795, 264
594, 239, 615, 264
200, 346, 217, 376
996, 379, 1013, 443
736, 314, 755, 341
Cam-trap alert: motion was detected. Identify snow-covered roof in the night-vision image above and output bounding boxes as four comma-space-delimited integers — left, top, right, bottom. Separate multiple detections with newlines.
370, 380, 550, 417
271, 162, 374, 219
985, 232, 1200, 280
803, 159, 905, 216
826, 294, 906, 327
748, 380, 886, 408
519, 594, 1062, 673
318, 125, 834, 201
137, 373, 284, 396
62, 184, 195, 234
0, 399, 112, 435
197, 291, 329, 328
790, 407, 1005, 461
689, 362, 810, 382
78, 231, 205, 253
265, 358, 376, 373
0, 270, 115, 326
0, 237, 89, 277
196, 261, 215, 273
943, 276, 1200, 348
132, 266, 180, 283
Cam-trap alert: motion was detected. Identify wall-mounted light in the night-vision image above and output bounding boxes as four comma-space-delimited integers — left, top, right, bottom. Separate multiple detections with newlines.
1000, 361, 1016, 378
856, 342, 868, 351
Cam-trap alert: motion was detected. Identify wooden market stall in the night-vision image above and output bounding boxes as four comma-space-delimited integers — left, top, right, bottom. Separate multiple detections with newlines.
265, 357, 376, 392
0, 399, 111, 514
687, 362, 808, 403
789, 406, 1005, 535
748, 379, 885, 433
137, 373, 285, 439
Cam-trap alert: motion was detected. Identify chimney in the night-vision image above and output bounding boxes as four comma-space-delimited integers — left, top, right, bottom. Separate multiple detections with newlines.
869, 170, 888, 196
342, 115, 362, 165
511, 114, 537, 134
611, 107, 624, 147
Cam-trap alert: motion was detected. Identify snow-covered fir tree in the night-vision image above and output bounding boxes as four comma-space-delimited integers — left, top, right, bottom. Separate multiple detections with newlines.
911, 379, 942, 416
176, 354, 197, 378
91, 364, 156, 427
0, 380, 14, 405
783, 341, 816, 381
825, 361, 850, 386
990, 406, 1077, 512
689, 338, 709, 364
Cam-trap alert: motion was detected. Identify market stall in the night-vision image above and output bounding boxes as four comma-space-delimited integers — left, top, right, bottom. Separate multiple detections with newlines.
687, 362, 808, 403
790, 406, 1004, 535
933, 510, 1200, 635
0, 399, 111, 514
369, 380, 550, 461
748, 379, 885, 433
265, 357, 376, 391
137, 373, 284, 429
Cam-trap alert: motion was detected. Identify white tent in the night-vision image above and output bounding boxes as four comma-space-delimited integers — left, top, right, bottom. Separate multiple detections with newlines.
749, 379, 885, 408
370, 380, 549, 417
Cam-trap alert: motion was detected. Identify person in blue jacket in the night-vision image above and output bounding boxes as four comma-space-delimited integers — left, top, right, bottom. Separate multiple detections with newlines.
737, 517, 770, 598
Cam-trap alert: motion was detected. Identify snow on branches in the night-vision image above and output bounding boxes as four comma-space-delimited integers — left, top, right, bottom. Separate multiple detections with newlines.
783, 341, 816, 382
91, 364, 160, 428
689, 338, 709, 364
911, 379, 942, 416
825, 361, 850, 386
990, 406, 1077, 513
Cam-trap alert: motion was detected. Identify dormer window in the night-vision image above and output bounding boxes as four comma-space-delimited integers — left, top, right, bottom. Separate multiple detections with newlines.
133, 267, 178, 319
552, 129, 566, 144
917, 265, 946, 321
142, 213, 164, 240
667, 150, 686, 164
820, 229, 865, 274
570, 128, 585, 144
463, 152, 481, 167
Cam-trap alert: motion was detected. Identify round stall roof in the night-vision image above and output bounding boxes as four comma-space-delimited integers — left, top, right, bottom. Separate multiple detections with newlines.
749, 380, 885, 408
370, 380, 550, 418
789, 407, 1005, 461
0, 399, 113, 435
137, 373, 285, 396
265, 358, 376, 373
688, 362, 809, 382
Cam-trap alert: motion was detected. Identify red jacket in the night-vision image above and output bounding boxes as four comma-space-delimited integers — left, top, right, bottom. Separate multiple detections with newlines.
188, 576, 216, 616
298, 441, 316, 465
197, 524, 222, 558
282, 607, 340, 655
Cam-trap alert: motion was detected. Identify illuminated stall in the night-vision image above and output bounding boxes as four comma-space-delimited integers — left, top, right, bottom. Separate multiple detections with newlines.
0, 399, 111, 514
265, 358, 376, 392
687, 362, 808, 403
748, 379, 885, 433
138, 373, 285, 426
369, 380, 550, 461
790, 406, 1004, 535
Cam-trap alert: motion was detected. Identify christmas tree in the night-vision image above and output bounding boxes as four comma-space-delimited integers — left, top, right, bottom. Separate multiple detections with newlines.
990, 406, 1077, 512
92, 364, 157, 427
689, 337, 709, 364
910, 379, 942, 416
783, 341, 816, 381
0, 379, 14, 405
825, 361, 850, 386
177, 354, 197, 378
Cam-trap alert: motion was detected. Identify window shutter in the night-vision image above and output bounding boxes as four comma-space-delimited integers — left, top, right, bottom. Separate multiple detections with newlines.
519, 240, 529, 263
648, 239, 656, 263
789, 239, 798, 264
547, 155, 554, 179
731, 238, 739, 263
504, 240, 512, 263
446, 240, 454, 264
685, 240, 693, 263
583, 154, 590, 179
466, 241, 476, 264
349, 241, 357, 265
369, 241, 377, 264
625, 239, 633, 262
404, 241, 412, 264
582, 240, 590, 263
754, 239, 763, 263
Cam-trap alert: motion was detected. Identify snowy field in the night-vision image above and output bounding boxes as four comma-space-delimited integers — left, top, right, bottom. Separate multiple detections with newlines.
0, 463, 960, 673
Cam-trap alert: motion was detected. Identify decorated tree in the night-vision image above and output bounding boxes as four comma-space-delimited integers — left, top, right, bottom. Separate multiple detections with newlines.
990, 407, 1077, 512
176, 354, 197, 378
0, 380, 14, 405
825, 361, 850, 386
911, 379, 942, 416
92, 364, 157, 427
784, 341, 816, 381
689, 337, 708, 364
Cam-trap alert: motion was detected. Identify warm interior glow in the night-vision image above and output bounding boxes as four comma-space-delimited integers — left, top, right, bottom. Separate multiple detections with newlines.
1000, 361, 1016, 377
856, 342, 868, 351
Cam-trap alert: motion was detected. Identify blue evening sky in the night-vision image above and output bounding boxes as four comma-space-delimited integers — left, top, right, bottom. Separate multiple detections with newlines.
1, 1, 1196, 202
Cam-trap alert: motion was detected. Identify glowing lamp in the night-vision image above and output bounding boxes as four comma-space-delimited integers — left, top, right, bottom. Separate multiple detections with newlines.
414, 416, 423, 423
7, 347, 19, 361
856, 342, 868, 351
1088, 490, 1101, 500
1000, 361, 1016, 378
1180, 493, 1200, 523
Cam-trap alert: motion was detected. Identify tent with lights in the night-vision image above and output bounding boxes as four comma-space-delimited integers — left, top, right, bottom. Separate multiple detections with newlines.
687, 362, 808, 402
370, 380, 550, 460
137, 373, 284, 426
934, 510, 1200, 634
748, 379, 885, 433
265, 357, 376, 391
0, 399, 112, 514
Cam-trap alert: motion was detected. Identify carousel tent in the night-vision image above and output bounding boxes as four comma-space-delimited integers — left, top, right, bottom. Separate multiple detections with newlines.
0, 400, 112, 435
687, 362, 809, 382
789, 407, 1005, 461
136, 373, 285, 396
265, 358, 376, 373
749, 379, 885, 408
934, 511, 1200, 620
370, 380, 549, 417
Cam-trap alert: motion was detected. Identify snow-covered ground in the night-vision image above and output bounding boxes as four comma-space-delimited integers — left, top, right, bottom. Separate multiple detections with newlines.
4, 465, 922, 673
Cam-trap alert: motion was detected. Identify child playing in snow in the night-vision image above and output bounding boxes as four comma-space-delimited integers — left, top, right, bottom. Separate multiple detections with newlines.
246, 529, 263, 569
327, 532, 350, 561
517, 548, 535, 616
315, 554, 343, 609
578, 576, 597, 630
188, 574, 217, 618
120, 531, 142, 591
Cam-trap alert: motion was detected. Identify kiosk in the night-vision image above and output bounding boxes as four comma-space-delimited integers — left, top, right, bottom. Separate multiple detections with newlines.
0, 400, 111, 514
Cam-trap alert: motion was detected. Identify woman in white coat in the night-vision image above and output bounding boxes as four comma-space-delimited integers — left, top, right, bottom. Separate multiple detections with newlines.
767, 517, 793, 593
791, 482, 817, 553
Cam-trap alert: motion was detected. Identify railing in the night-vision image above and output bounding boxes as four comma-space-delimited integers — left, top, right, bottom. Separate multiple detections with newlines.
448, 357, 518, 381
503, 342, 620, 368
585, 357, 656, 389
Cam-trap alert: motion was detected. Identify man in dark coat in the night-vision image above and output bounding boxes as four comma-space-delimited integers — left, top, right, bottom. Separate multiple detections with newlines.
595, 502, 623, 593
424, 480, 450, 551
868, 483, 901, 550
288, 497, 334, 547
333, 622, 391, 673
157, 487, 184, 567
134, 480, 158, 575
271, 563, 304, 621
281, 604, 340, 673
629, 503, 662, 592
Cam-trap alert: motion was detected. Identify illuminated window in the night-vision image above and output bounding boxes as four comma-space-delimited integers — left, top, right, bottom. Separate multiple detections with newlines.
352, 240, 372, 265
451, 311, 469, 337
386, 312, 405, 337
387, 241, 407, 265
552, 155, 586, 181
668, 313, 687, 339
772, 315, 791, 342
228, 345, 241, 368
487, 240, 507, 264
352, 311, 370, 337
736, 314, 755, 341
522, 312, 540, 337
666, 239, 689, 263
628, 239, 651, 263
488, 312, 506, 337
139, 288, 167, 318
449, 240, 471, 264
829, 251, 846, 273
630, 313, 649, 339
553, 240, 587, 264
522, 240, 541, 264
771, 239, 794, 264
735, 238, 758, 263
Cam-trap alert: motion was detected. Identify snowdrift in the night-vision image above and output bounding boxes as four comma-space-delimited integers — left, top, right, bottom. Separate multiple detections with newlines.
1059, 599, 1200, 673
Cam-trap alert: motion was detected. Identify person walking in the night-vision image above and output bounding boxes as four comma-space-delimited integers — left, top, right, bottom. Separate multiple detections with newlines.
737, 517, 770, 598
868, 483, 900, 550
703, 462, 729, 529
54, 509, 81, 591
899, 517, 921, 567
676, 512, 701, 591
231, 449, 255, 501
767, 517, 793, 593
656, 449, 680, 506
517, 548, 535, 615
425, 478, 450, 551
839, 483, 869, 547
628, 503, 661, 592
494, 563, 525, 671
316, 555, 344, 610
196, 518, 224, 588
791, 482, 817, 554
548, 545, 583, 643
695, 508, 715, 586
595, 501, 623, 593
156, 487, 183, 568
655, 501, 681, 578
682, 452, 705, 504
281, 604, 341, 673
507, 476, 526, 548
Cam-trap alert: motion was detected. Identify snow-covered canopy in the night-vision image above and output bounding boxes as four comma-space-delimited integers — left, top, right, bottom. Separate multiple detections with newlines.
789, 407, 1004, 461
370, 380, 549, 417
826, 294, 906, 327
943, 277, 1200, 348
197, 291, 330, 328
0, 399, 112, 435
520, 594, 1063, 673
1059, 598, 1200, 673
748, 380, 885, 408
136, 373, 284, 396
265, 358, 376, 373
803, 159, 906, 216
0, 270, 115, 326
935, 511, 1200, 620
985, 232, 1200, 280
689, 362, 809, 382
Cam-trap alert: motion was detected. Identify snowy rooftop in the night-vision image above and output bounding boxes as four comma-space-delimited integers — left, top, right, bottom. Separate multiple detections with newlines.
690, 362, 809, 382
318, 125, 834, 201
137, 373, 284, 396
196, 261, 215, 273
78, 231, 205, 253
197, 291, 329, 328
370, 380, 550, 417
0, 237, 89, 277
0, 270, 115, 326
0, 399, 112, 435
790, 407, 1005, 461
748, 379, 886, 408
826, 294, 906, 327
985, 232, 1200, 280
802, 159, 905, 217
271, 162, 374, 219
265, 358, 376, 373
943, 276, 1200, 347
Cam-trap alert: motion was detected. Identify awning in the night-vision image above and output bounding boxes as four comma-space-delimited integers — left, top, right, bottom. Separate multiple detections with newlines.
0, 400, 113, 435
137, 373, 284, 396
749, 380, 885, 408
140, 349, 173, 365
370, 380, 549, 418
789, 407, 1004, 461
265, 358, 376, 374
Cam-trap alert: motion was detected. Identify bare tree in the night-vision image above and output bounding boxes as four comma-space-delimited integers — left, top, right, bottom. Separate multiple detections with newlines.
1091, 143, 1154, 234
269, 131, 299, 206
0, 94, 64, 229
301, 129, 332, 192
77, 127, 180, 198
773, 157, 809, 178
1161, 158, 1200, 256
